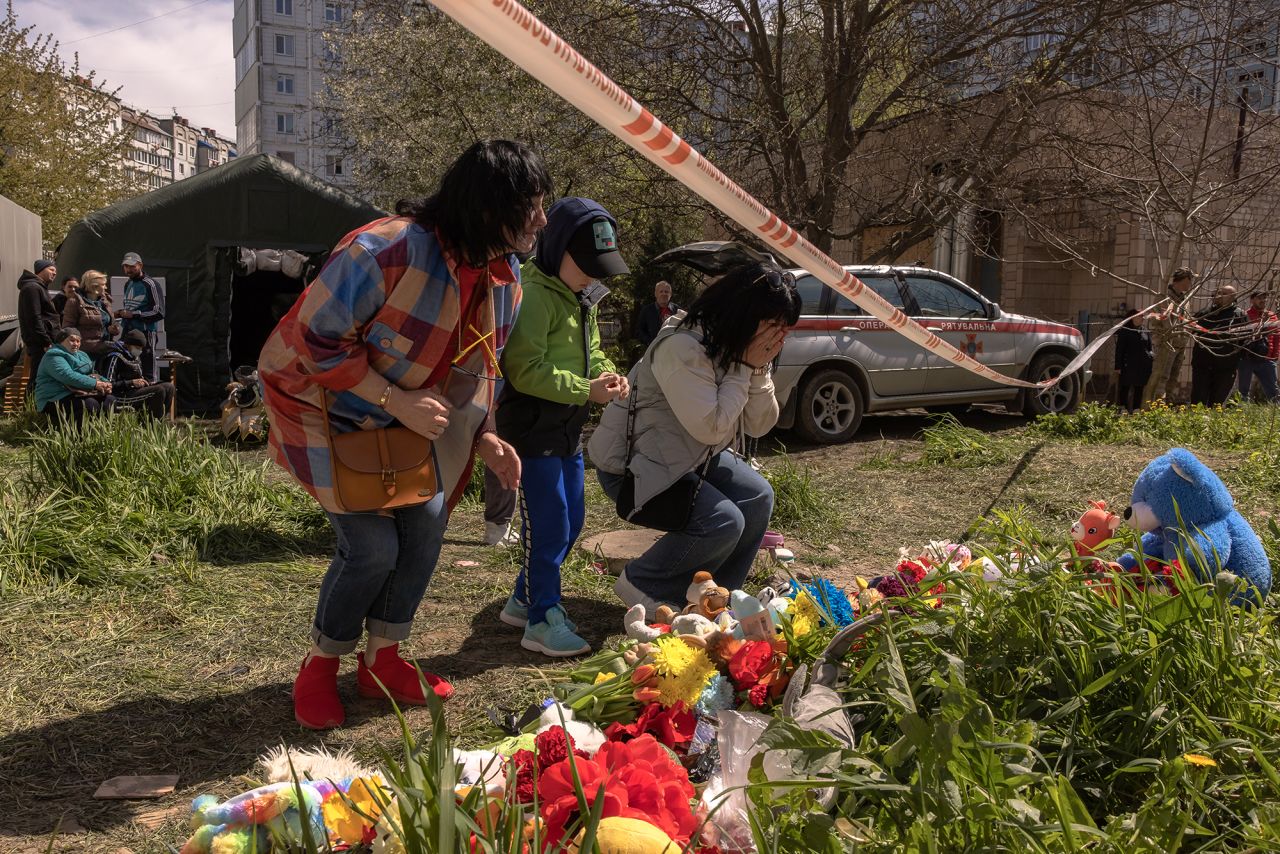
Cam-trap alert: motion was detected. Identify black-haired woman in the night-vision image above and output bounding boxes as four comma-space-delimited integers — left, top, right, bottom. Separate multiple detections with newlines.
259, 140, 550, 729
588, 262, 801, 610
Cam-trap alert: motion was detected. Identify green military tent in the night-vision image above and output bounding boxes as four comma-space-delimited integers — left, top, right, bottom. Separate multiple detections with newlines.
57, 153, 385, 412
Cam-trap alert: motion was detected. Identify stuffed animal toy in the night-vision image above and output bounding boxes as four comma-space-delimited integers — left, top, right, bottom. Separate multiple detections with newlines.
1071, 500, 1123, 559
1118, 448, 1271, 606
655, 572, 730, 624
183, 748, 389, 853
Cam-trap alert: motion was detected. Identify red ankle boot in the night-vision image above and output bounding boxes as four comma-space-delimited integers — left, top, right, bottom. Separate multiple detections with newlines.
357, 643, 453, 704
293, 654, 344, 729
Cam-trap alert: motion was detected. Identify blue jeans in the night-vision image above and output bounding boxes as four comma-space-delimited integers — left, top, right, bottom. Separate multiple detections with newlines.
312, 493, 448, 654
597, 451, 774, 605
515, 454, 586, 624
1237, 356, 1279, 401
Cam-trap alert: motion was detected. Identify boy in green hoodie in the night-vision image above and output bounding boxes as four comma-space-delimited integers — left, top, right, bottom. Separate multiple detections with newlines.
496, 198, 629, 656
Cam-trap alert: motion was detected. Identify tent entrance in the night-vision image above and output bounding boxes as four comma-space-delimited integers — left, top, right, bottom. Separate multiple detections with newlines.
228, 267, 305, 371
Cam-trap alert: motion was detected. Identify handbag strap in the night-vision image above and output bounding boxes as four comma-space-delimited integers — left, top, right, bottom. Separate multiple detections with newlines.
622, 339, 714, 480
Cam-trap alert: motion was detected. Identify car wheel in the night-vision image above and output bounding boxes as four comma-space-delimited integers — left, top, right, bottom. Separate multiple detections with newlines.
1023, 352, 1081, 416
794, 368, 864, 444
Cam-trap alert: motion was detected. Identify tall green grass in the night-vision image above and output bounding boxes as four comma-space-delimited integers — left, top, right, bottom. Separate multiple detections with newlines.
0, 414, 328, 591
920, 413, 1012, 467
762, 450, 839, 539
1033, 401, 1280, 450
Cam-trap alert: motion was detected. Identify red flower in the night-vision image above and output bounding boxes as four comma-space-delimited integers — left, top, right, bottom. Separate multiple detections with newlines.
604, 702, 695, 750
512, 749, 537, 804
728, 641, 774, 692
534, 726, 575, 771
896, 558, 929, 586
537, 735, 697, 847
747, 683, 769, 707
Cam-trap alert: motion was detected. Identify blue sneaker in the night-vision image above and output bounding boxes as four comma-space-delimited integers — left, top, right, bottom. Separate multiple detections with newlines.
521, 609, 591, 657
500, 595, 576, 631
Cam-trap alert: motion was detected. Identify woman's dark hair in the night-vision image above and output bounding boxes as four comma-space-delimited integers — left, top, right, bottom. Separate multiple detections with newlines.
396, 139, 553, 267
680, 261, 802, 370
54, 327, 80, 344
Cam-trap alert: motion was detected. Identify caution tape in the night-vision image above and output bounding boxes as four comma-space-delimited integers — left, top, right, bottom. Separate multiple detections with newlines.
430, 0, 1110, 389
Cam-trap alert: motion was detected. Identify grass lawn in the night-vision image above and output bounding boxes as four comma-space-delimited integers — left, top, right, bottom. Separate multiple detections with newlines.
1, 405, 1277, 852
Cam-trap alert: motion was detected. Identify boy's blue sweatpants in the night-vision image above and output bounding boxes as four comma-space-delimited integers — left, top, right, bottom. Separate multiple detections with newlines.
515, 453, 585, 625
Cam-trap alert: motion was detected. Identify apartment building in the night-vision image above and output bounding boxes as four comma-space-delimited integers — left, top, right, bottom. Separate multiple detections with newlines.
232, 0, 351, 184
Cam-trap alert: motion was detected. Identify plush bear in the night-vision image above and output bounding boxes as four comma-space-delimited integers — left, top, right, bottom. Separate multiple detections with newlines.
654, 571, 730, 624
1118, 448, 1270, 606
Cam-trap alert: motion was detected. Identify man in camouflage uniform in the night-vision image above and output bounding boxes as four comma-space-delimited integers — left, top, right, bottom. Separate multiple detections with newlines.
1145, 267, 1196, 404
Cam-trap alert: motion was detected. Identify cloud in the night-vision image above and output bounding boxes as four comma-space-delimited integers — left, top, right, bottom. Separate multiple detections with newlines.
13, 0, 236, 139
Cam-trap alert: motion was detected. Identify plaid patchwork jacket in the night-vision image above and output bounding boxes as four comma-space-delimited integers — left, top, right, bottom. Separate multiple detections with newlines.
259, 216, 521, 514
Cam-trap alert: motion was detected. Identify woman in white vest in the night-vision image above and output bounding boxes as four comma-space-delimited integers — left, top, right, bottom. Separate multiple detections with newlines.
588, 262, 800, 609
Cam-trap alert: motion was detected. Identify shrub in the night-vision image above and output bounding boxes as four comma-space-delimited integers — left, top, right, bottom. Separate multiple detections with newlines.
1033, 400, 1280, 451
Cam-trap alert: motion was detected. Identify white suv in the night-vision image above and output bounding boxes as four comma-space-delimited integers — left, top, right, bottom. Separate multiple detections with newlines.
657, 242, 1090, 444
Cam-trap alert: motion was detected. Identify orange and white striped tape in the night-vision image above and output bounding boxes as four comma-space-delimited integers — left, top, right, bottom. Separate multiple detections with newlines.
429, 0, 1119, 389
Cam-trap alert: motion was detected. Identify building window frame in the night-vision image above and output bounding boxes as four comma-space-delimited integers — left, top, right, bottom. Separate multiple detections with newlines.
275, 33, 294, 56
276, 73, 294, 94
277, 113, 295, 134
275, 0, 293, 15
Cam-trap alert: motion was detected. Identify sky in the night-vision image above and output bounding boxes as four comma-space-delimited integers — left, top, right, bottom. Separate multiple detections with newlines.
12, 0, 238, 138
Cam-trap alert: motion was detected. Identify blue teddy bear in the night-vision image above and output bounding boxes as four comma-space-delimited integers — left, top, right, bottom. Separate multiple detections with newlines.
1118, 448, 1270, 606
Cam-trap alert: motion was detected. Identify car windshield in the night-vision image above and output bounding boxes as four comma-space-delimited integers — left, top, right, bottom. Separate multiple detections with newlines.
904, 275, 986, 318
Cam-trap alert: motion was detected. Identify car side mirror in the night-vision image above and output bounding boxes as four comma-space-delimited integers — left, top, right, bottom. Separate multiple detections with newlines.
987, 302, 1001, 320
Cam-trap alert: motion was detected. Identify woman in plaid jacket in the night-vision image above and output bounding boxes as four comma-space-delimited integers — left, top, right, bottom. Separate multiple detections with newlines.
259, 140, 550, 729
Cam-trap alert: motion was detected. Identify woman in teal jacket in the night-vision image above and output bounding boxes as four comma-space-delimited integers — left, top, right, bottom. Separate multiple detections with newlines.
34, 328, 116, 425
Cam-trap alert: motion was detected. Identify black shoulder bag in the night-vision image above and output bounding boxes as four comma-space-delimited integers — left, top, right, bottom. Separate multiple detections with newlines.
614, 378, 712, 532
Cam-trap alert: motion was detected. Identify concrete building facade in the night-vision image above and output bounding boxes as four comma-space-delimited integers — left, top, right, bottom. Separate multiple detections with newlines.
232, 0, 351, 185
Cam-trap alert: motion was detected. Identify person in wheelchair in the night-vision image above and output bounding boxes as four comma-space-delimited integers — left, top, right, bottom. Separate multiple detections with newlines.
101, 330, 175, 419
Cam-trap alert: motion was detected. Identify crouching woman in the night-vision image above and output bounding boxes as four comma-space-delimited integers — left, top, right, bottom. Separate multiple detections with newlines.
587, 262, 800, 610
34, 327, 115, 426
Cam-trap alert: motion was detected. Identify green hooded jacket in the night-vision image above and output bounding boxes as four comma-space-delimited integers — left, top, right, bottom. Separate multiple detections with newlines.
496, 261, 615, 456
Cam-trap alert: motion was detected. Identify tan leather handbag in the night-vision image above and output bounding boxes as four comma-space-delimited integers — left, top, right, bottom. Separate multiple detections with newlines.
324, 393, 437, 513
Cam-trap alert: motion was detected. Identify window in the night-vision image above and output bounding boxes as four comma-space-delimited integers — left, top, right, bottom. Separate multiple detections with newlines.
275, 0, 292, 14
904, 276, 986, 318
791, 275, 827, 315
178, 143, 184, 155
325, 154, 344, 177
277, 113, 295, 134
179, 163, 185, 174
276, 150, 295, 164
324, 2, 343, 22
276, 73, 294, 94
235, 38, 257, 83
831, 275, 906, 316
322, 42, 340, 63
275, 34, 294, 56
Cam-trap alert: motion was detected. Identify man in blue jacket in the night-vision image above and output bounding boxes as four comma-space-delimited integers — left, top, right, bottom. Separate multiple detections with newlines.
114, 251, 165, 381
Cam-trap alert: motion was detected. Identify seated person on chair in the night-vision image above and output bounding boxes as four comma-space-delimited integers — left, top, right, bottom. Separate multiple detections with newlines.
101, 330, 175, 419
33, 328, 115, 426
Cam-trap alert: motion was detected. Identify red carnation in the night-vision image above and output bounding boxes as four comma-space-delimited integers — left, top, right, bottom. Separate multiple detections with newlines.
511, 749, 537, 803
534, 726, 575, 771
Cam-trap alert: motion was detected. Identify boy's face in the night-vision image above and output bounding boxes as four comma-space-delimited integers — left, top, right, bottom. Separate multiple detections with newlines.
558, 252, 595, 293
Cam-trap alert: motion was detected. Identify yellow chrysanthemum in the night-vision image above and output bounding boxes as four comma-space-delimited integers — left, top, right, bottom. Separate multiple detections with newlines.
650, 635, 716, 708
594, 671, 617, 684
1183, 753, 1217, 768
790, 611, 814, 638
792, 590, 824, 628
322, 777, 384, 845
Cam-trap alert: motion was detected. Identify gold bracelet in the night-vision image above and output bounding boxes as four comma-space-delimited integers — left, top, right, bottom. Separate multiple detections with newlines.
377, 383, 395, 409
751, 365, 769, 376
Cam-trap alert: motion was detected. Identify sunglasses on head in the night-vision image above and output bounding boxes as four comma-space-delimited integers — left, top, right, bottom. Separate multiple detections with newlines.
751, 268, 796, 288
